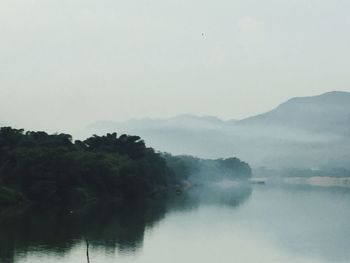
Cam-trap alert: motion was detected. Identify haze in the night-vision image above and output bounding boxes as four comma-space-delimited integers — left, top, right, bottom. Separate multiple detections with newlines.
1, 0, 350, 133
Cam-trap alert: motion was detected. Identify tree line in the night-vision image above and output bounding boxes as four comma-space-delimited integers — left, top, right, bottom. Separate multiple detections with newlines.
0, 127, 251, 208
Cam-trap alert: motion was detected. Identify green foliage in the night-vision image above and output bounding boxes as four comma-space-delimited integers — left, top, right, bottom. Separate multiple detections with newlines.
216, 157, 252, 177
162, 153, 252, 183
0, 186, 25, 207
0, 127, 171, 206
0, 127, 252, 207
161, 154, 196, 182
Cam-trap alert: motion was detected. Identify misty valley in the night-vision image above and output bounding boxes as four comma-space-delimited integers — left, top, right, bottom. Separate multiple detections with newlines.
1, 92, 350, 263
2, 0, 350, 260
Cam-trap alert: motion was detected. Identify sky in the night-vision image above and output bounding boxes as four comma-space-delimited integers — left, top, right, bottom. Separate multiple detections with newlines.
1, 0, 350, 134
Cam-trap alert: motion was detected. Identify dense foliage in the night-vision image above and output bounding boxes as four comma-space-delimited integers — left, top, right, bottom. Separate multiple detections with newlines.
0, 127, 172, 206
162, 154, 252, 183
0, 127, 252, 208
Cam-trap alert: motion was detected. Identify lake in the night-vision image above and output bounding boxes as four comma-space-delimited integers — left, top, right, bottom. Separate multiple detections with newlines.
1, 180, 350, 263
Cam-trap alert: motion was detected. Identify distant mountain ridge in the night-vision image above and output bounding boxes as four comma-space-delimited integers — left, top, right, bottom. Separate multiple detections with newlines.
238, 91, 350, 135
81, 91, 350, 170
87, 114, 235, 132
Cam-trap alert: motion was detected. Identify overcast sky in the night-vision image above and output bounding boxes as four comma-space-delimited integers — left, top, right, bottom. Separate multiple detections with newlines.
1, 0, 350, 133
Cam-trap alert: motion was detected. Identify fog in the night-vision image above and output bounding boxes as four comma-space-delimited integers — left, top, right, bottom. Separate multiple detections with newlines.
1, 1, 350, 263
1, 0, 350, 133
81, 91, 350, 171
84, 120, 350, 170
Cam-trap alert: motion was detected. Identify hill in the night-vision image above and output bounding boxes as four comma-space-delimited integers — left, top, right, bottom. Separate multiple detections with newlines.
238, 91, 350, 135
82, 91, 350, 170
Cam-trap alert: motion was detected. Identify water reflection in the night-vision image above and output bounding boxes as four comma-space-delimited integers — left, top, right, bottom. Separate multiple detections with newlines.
168, 182, 252, 212
3, 183, 350, 263
0, 202, 165, 263
0, 182, 252, 263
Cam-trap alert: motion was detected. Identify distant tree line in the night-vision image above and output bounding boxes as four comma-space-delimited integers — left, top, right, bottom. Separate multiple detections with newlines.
0, 127, 252, 208
162, 153, 252, 183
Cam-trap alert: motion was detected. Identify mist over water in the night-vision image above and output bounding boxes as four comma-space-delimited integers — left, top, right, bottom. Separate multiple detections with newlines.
1, 0, 349, 262
2, 179, 350, 263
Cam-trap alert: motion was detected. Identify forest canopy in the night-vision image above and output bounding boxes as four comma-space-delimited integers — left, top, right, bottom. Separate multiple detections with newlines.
0, 127, 251, 208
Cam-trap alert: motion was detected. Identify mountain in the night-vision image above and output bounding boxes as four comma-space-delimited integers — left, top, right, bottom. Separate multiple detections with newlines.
84, 114, 234, 134
238, 91, 350, 135
80, 91, 350, 170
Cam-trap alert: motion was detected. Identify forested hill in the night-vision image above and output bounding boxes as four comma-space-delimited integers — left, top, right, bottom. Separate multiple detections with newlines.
0, 127, 251, 208
82, 91, 350, 170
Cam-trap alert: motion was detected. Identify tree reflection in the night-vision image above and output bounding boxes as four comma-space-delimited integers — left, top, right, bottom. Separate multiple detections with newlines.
0, 183, 252, 263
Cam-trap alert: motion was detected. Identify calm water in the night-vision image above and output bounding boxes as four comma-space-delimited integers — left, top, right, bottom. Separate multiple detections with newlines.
1, 181, 350, 263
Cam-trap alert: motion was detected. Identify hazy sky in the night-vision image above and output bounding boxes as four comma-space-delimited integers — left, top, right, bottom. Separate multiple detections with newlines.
1, 0, 350, 133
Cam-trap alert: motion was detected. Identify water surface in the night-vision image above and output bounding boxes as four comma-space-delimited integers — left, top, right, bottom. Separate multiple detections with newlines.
1, 182, 350, 263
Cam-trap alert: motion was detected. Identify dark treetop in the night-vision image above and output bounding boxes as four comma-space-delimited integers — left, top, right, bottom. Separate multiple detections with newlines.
0, 127, 251, 208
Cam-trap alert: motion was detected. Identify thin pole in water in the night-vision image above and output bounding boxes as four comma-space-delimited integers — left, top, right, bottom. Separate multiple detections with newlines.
86, 239, 91, 263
